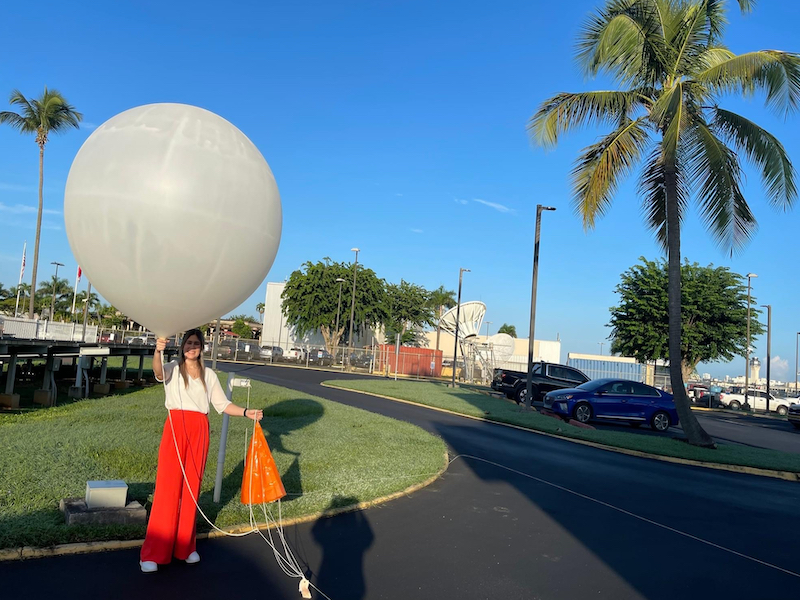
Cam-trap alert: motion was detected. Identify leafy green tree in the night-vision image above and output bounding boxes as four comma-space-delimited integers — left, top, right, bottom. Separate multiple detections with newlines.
231, 318, 252, 338
281, 260, 388, 353
385, 280, 435, 346
428, 285, 456, 353
0, 88, 82, 318
609, 258, 764, 380
530, 0, 798, 447
227, 313, 258, 323
497, 323, 517, 338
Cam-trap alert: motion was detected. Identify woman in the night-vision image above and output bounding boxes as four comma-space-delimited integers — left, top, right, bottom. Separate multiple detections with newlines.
140, 329, 262, 573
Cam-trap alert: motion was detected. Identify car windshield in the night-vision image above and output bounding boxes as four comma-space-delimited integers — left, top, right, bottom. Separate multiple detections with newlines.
576, 379, 612, 391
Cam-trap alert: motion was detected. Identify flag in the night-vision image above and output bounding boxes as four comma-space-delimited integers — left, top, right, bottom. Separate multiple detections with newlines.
19, 242, 26, 281
77, 266, 82, 282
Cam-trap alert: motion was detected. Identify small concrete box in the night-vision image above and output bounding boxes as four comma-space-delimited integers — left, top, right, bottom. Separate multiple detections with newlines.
85, 480, 128, 509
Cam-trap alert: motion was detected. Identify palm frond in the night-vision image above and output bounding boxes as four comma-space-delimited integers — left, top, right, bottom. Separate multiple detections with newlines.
577, 0, 668, 86
571, 116, 651, 229
651, 82, 694, 164
0, 111, 34, 132
529, 90, 646, 147
688, 121, 757, 254
695, 50, 800, 115
671, 1, 715, 76
712, 107, 796, 209
638, 142, 690, 250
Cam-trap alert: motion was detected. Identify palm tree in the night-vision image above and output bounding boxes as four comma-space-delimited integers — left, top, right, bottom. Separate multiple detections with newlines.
530, 0, 798, 448
0, 88, 82, 319
256, 302, 265, 323
428, 285, 457, 354
37, 275, 71, 320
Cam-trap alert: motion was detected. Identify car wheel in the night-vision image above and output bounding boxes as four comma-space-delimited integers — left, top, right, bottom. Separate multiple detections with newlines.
777, 405, 788, 417
573, 402, 592, 424
729, 400, 741, 410
651, 410, 671, 432
515, 385, 539, 405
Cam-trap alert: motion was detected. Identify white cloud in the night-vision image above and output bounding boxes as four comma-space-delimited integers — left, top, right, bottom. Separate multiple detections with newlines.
767, 355, 790, 379
473, 198, 515, 214
0, 202, 61, 215
80, 122, 98, 131
454, 198, 469, 205
396, 193, 404, 197
410, 228, 423, 234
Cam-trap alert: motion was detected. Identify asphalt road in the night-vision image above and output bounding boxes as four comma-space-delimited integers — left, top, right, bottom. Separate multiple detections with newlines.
2, 364, 799, 600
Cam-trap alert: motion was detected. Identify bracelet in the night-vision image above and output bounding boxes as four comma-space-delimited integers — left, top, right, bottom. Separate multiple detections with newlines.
243, 408, 248, 418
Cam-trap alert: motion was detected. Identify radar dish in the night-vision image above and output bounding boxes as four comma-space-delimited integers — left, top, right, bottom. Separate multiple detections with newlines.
488, 333, 515, 363
439, 301, 486, 339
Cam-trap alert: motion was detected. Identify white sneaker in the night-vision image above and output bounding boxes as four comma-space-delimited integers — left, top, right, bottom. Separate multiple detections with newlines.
185, 551, 200, 564
140, 561, 158, 573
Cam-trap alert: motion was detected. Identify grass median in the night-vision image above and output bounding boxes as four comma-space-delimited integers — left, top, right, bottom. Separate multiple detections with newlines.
324, 379, 800, 474
0, 376, 447, 550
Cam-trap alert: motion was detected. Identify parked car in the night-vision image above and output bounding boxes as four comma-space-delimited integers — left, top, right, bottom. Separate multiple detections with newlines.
544, 378, 679, 431
720, 389, 792, 416
260, 346, 284, 360
284, 347, 307, 363
492, 362, 590, 404
308, 348, 333, 366
216, 342, 234, 359
788, 403, 800, 430
348, 352, 372, 368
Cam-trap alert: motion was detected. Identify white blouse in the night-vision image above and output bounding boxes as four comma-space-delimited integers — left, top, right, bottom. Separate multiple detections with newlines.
156, 360, 231, 415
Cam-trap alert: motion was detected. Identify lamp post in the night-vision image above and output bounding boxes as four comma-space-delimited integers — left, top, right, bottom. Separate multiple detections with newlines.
347, 248, 359, 369
760, 304, 771, 412
49, 261, 64, 321
598, 342, 604, 356
744, 273, 757, 410
796, 332, 799, 396
525, 205, 556, 410
484, 321, 492, 340
335, 277, 345, 364
451, 268, 470, 388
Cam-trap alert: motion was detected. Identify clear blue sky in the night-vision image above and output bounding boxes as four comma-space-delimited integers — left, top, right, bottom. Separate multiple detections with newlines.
1, 0, 798, 380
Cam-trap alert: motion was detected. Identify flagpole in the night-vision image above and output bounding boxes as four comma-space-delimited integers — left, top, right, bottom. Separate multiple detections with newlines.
71, 266, 81, 319
14, 241, 26, 318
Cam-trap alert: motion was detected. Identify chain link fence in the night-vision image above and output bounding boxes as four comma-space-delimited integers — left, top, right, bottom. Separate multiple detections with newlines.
0, 316, 99, 342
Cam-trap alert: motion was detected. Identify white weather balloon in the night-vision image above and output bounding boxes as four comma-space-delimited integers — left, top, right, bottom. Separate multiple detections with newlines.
64, 103, 281, 337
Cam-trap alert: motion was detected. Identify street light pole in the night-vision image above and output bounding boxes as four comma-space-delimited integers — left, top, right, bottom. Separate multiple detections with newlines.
526, 205, 556, 410
796, 332, 799, 396
347, 248, 360, 369
335, 277, 345, 364
484, 321, 492, 340
760, 304, 771, 412
598, 342, 604, 356
744, 273, 757, 410
50, 261, 64, 321
451, 268, 469, 388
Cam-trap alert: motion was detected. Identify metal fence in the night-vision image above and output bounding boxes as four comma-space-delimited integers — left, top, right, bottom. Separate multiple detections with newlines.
0, 316, 99, 343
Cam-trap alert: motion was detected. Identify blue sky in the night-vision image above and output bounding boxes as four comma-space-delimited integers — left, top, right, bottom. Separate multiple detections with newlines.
0, 0, 798, 380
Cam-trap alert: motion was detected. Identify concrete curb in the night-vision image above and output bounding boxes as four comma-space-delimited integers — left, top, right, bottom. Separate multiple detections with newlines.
691, 406, 788, 421
0, 451, 450, 562
321, 383, 800, 483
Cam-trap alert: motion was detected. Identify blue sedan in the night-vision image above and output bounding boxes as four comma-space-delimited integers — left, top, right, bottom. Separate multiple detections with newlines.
544, 378, 679, 432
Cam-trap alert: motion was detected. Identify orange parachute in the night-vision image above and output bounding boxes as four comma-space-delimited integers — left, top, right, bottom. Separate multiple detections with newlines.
241, 423, 286, 505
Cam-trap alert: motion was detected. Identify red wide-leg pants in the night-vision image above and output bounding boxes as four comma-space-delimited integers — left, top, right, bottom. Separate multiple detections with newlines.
141, 410, 210, 564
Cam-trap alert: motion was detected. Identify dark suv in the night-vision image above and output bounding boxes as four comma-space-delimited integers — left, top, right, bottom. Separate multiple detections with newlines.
492, 362, 590, 405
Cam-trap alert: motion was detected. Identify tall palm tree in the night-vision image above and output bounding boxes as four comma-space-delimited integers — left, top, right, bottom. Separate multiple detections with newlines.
256, 302, 265, 323
530, 0, 799, 447
0, 87, 82, 319
428, 285, 457, 354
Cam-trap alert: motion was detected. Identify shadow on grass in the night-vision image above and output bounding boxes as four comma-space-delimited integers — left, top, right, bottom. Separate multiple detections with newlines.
310, 496, 374, 600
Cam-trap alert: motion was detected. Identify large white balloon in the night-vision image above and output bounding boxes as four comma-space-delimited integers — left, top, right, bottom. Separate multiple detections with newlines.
64, 103, 281, 337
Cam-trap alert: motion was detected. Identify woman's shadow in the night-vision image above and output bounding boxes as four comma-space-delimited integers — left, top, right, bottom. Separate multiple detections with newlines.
311, 497, 374, 600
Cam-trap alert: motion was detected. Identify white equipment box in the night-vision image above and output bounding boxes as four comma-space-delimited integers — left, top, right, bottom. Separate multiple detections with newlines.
85, 480, 128, 509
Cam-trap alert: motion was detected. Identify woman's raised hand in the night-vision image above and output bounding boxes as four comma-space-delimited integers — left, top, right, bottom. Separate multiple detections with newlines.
155, 338, 167, 352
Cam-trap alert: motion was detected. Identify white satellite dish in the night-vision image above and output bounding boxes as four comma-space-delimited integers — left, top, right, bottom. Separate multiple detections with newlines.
439, 301, 486, 339
487, 333, 515, 363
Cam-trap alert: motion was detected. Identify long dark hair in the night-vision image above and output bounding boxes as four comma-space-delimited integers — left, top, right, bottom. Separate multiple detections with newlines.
179, 328, 207, 391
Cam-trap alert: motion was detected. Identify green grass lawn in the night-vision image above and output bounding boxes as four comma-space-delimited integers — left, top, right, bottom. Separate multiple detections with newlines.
0, 376, 446, 550
325, 379, 800, 474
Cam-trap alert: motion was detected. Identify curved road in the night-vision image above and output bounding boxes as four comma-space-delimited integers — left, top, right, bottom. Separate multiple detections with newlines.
2, 365, 799, 600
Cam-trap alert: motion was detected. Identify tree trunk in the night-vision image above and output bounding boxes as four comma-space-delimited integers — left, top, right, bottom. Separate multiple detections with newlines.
665, 165, 715, 448
680, 360, 696, 384
435, 306, 443, 353
29, 144, 45, 319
